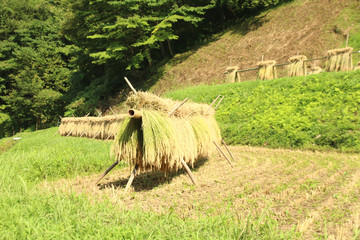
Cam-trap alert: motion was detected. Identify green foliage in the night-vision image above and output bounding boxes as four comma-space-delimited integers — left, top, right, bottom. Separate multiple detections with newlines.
64, 0, 213, 69
166, 71, 360, 152
0, 0, 72, 131
0, 113, 12, 138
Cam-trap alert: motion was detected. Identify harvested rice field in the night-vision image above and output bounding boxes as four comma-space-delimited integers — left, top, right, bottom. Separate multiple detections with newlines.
44, 145, 360, 239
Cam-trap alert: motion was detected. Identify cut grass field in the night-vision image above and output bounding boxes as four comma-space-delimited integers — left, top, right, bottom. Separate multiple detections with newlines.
45, 141, 360, 239
1, 127, 359, 239
0, 128, 297, 239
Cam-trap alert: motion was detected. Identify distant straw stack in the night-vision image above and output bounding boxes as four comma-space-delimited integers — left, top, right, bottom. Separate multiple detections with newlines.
225, 66, 240, 83
325, 47, 353, 72
288, 55, 307, 77
112, 92, 221, 173
257, 60, 277, 80
59, 115, 126, 139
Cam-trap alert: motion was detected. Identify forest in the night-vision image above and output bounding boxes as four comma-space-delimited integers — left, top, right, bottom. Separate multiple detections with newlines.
0, 0, 287, 137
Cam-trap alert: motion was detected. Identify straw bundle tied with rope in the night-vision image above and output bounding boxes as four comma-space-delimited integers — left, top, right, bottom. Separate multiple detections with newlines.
59, 115, 126, 139
257, 60, 277, 80
326, 47, 353, 72
112, 92, 221, 173
288, 55, 307, 77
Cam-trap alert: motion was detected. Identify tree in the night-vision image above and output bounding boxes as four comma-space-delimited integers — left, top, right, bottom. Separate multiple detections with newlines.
0, 0, 71, 130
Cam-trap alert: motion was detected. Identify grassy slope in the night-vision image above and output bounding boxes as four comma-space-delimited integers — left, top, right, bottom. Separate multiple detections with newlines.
149, 0, 360, 94
0, 129, 296, 239
166, 71, 360, 152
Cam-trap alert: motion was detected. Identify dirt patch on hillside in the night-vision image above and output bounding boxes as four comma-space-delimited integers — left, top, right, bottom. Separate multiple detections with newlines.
151, 0, 359, 93
43, 146, 360, 239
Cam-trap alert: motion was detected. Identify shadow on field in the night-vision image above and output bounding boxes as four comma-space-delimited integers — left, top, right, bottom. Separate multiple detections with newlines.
98, 157, 208, 192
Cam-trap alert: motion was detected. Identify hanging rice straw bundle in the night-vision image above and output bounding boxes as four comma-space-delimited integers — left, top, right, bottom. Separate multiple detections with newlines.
257, 60, 277, 80
59, 115, 126, 139
125, 92, 214, 118
112, 109, 221, 173
225, 66, 240, 83
287, 55, 307, 77
325, 47, 353, 72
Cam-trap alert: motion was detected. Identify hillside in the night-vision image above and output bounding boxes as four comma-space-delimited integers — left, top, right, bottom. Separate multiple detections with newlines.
149, 0, 360, 94
166, 71, 360, 152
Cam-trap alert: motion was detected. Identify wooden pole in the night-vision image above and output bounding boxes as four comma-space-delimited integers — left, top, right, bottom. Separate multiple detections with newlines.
209, 95, 221, 109
124, 77, 138, 94
54, 129, 59, 136
180, 158, 197, 185
94, 160, 119, 185
168, 97, 188, 116
124, 164, 139, 192
221, 139, 236, 163
213, 141, 234, 167
96, 110, 102, 117
85, 113, 90, 117
214, 96, 224, 110
346, 32, 349, 48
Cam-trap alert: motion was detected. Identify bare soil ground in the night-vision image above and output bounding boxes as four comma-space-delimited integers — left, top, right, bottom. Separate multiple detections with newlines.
151, 0, 359, 94
43, 146, 360, 239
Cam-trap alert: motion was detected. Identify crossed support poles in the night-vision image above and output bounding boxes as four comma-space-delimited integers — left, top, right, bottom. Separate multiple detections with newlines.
94, 78, 236, 193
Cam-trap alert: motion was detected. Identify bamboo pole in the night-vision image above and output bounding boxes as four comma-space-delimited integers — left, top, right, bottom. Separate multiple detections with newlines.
80, 129, 87, 138
213, 141, 234, 167
94, 160, 119, 185
168, 97, 188, 116
124, 77, 138, 94
209, 95, 221, 109
109, 107, 116, 115
105, 132, 114, 141
124, 164, 139, 192
93, 131, 100, 139
214, 96, 224, 110
180, 158, 197, 185
66, 129, 74, 137
221, 139, 236, 163
128, 109, 142, 119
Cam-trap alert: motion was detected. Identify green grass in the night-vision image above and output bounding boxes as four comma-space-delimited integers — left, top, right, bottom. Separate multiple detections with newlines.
0, 190, 297, 239
0, 128, 298, 239
0, 128, 115, 185
165, 71, 360, 152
